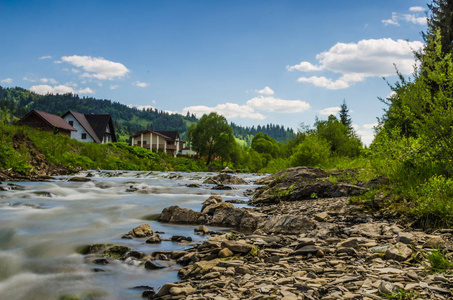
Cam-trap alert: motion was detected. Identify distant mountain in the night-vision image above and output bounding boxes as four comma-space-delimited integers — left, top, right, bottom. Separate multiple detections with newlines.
0, 86, 294, 143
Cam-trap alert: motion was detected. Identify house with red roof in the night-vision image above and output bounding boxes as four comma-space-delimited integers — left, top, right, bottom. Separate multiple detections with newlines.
16, 109, 76, 137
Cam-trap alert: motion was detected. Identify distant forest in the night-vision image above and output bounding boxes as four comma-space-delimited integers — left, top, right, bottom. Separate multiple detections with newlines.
0, 86, 295, 143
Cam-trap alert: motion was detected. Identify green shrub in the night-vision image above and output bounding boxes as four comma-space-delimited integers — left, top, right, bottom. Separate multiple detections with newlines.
425, 249, 453, 273
290, 135, 331, 167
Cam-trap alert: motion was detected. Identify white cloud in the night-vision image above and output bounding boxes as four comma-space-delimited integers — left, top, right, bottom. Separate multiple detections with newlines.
182, 103, 266, 120
256, 86, 274, 95
363, 123, 379, 129
382, 8, 427, 26
72, 68, 80, 74
109, 85, 119, 90
23, 77, 36, 82
39, 55, 52, 60
246, 96, 310, 113
40, 78, 58, 84
402, 14, 427, 25
64, 82, 78, 87
78, 87, 94, 94
409, 6, 425, 12
288, 38, 423, 89
1, 78, 13, 84
319, 106, 341, 116
61, 55, 130, 80
133, 81, 148, 87
286, 61, 322, 72
29, 85, 94, 95
30, 85, 75, 95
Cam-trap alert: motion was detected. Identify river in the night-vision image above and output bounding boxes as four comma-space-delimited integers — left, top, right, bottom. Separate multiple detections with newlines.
0, 170, 263, 300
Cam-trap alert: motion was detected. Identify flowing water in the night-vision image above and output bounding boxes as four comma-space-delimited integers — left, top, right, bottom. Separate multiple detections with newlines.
0, 170, 264, 300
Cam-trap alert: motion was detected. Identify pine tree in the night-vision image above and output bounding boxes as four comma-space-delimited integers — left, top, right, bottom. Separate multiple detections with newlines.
339, 99, 352, 131
423, 0, 453, 55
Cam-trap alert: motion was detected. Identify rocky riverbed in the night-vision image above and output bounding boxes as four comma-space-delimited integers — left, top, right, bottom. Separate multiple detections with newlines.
81, 167, 453, 299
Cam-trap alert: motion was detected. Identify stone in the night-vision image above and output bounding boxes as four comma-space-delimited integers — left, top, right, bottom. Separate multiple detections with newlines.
146, 233, 162, 244
201, 196, 223, 212
218, 248, 234, 258
194, 225, 212, 235
103, 245, 131, 259
336, 247, 358, 256
157, 283, 184, 297
203, 174, 247, 185
144, 260, 166, 270
384, 242, 413, 261
378, 281, 397, 294
158, 205, 202, 224
397, 232, 415, 245
202, 202, 234, 215
314, 212, 329, 221
221, 240, 254, 254
129, 223, 153, 238
423, 236, 448, 249
169, 285, 196, 295
291, 245, 320, 256
171, 235, 192, 242
337, 238, 359, 249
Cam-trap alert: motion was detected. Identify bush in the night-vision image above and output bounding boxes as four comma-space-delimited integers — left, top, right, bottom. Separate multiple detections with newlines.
290, 135, 331, 167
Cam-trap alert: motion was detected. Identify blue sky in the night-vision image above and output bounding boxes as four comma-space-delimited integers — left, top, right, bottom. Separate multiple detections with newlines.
0, 0, 429, 144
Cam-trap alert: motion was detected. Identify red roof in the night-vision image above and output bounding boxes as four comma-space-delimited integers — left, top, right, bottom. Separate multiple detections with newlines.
20, 110, 76, 131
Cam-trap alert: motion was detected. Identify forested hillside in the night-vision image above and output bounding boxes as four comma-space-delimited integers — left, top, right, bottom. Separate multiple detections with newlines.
0, 86, 294, 143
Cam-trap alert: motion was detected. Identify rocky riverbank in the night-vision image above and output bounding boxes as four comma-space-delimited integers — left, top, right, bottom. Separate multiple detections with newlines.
81, 167, 453, 299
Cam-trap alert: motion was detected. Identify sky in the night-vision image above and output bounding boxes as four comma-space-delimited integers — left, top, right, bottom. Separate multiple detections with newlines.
0, 0, 429, 145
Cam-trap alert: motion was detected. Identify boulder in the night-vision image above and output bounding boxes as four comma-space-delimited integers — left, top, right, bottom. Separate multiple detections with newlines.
218, 248, 234, 258
194, 225, 212, 235
158, 206, 202, 224
129, 223, 153, 238
202, 202, 234, 215
397, 232, 415, 245
259, 215, 316, 234
145, 234, 162, 244
423, 236, 449, 249
385, 242, 413, 261
144, 260, 166, 270
201, 195, 223, 212
221, 240, 254, 254
203, 173, 247, 185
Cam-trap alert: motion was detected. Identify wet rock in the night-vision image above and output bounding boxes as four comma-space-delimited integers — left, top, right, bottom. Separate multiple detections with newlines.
78, 243, 113, 255
186, 183, 201, 188
194, 225, 212, 235
128, 223, 153, 238
146, 233, 162, 244
201, 202, 234, 215
68, 176, 91, 182
92, 258, 109, 265
384, 242, 413, 261
218, 248, 234, 258
203, 173, 247, 185
201, 195, 223, 212
144, 260, 166, 270
158, 205, 202, 224
103, 245, 131, 259
171, 235, 192, 242
169, 285, 196, 296
211, 185, 233, 190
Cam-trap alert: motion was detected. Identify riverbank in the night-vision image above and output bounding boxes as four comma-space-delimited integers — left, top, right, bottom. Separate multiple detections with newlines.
143, 168, 453, 299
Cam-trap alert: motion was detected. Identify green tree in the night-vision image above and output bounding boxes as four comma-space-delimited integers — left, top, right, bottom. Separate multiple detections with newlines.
339, 99, 352, 130
188, 112, 236, 165
423, 0, 453, 55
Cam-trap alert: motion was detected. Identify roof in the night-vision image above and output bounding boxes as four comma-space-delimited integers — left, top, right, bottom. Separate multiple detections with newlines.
18, 110, 76, 131
131, 130, 180, 141
85, 114, 117, 143
62, 111, 101, 143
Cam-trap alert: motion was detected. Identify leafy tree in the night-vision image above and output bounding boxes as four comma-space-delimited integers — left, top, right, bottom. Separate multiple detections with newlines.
423, 0, 453, 55
290, 135, 331, 167
188, 112, 236, 165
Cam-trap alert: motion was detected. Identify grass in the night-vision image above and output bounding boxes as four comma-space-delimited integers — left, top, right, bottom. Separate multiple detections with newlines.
425, 249, 453, 273
379, 289, 419, 300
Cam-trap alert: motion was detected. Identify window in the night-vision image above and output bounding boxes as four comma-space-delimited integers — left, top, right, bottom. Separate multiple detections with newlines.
143, 141, 147, 145
82, 133, 87, 140
68, 121, 73, 126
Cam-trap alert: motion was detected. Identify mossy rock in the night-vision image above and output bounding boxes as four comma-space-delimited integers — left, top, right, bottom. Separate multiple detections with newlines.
76, 243, 114, 255
103, 245, 131, 259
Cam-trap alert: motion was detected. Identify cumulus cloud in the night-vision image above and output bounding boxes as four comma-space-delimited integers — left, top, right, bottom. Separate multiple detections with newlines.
61, 55, 130, 80
286, 61, 322, 72
363, 123, 379, 129
1, 78, 13, 84
319, 106, 341, 116
182, 103, 266, 120
256, 86, 274, 95
246, 96, 310, 113
133, 81, 148, 87
40, 78, 58, 84
30, 85, 94, 95
409, 6, 425, 12
39, 55, 52, 60
109, 85, 119, 90
23, 77, 36, 82
382, 7, 427, 26
288, 38, 423, 89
